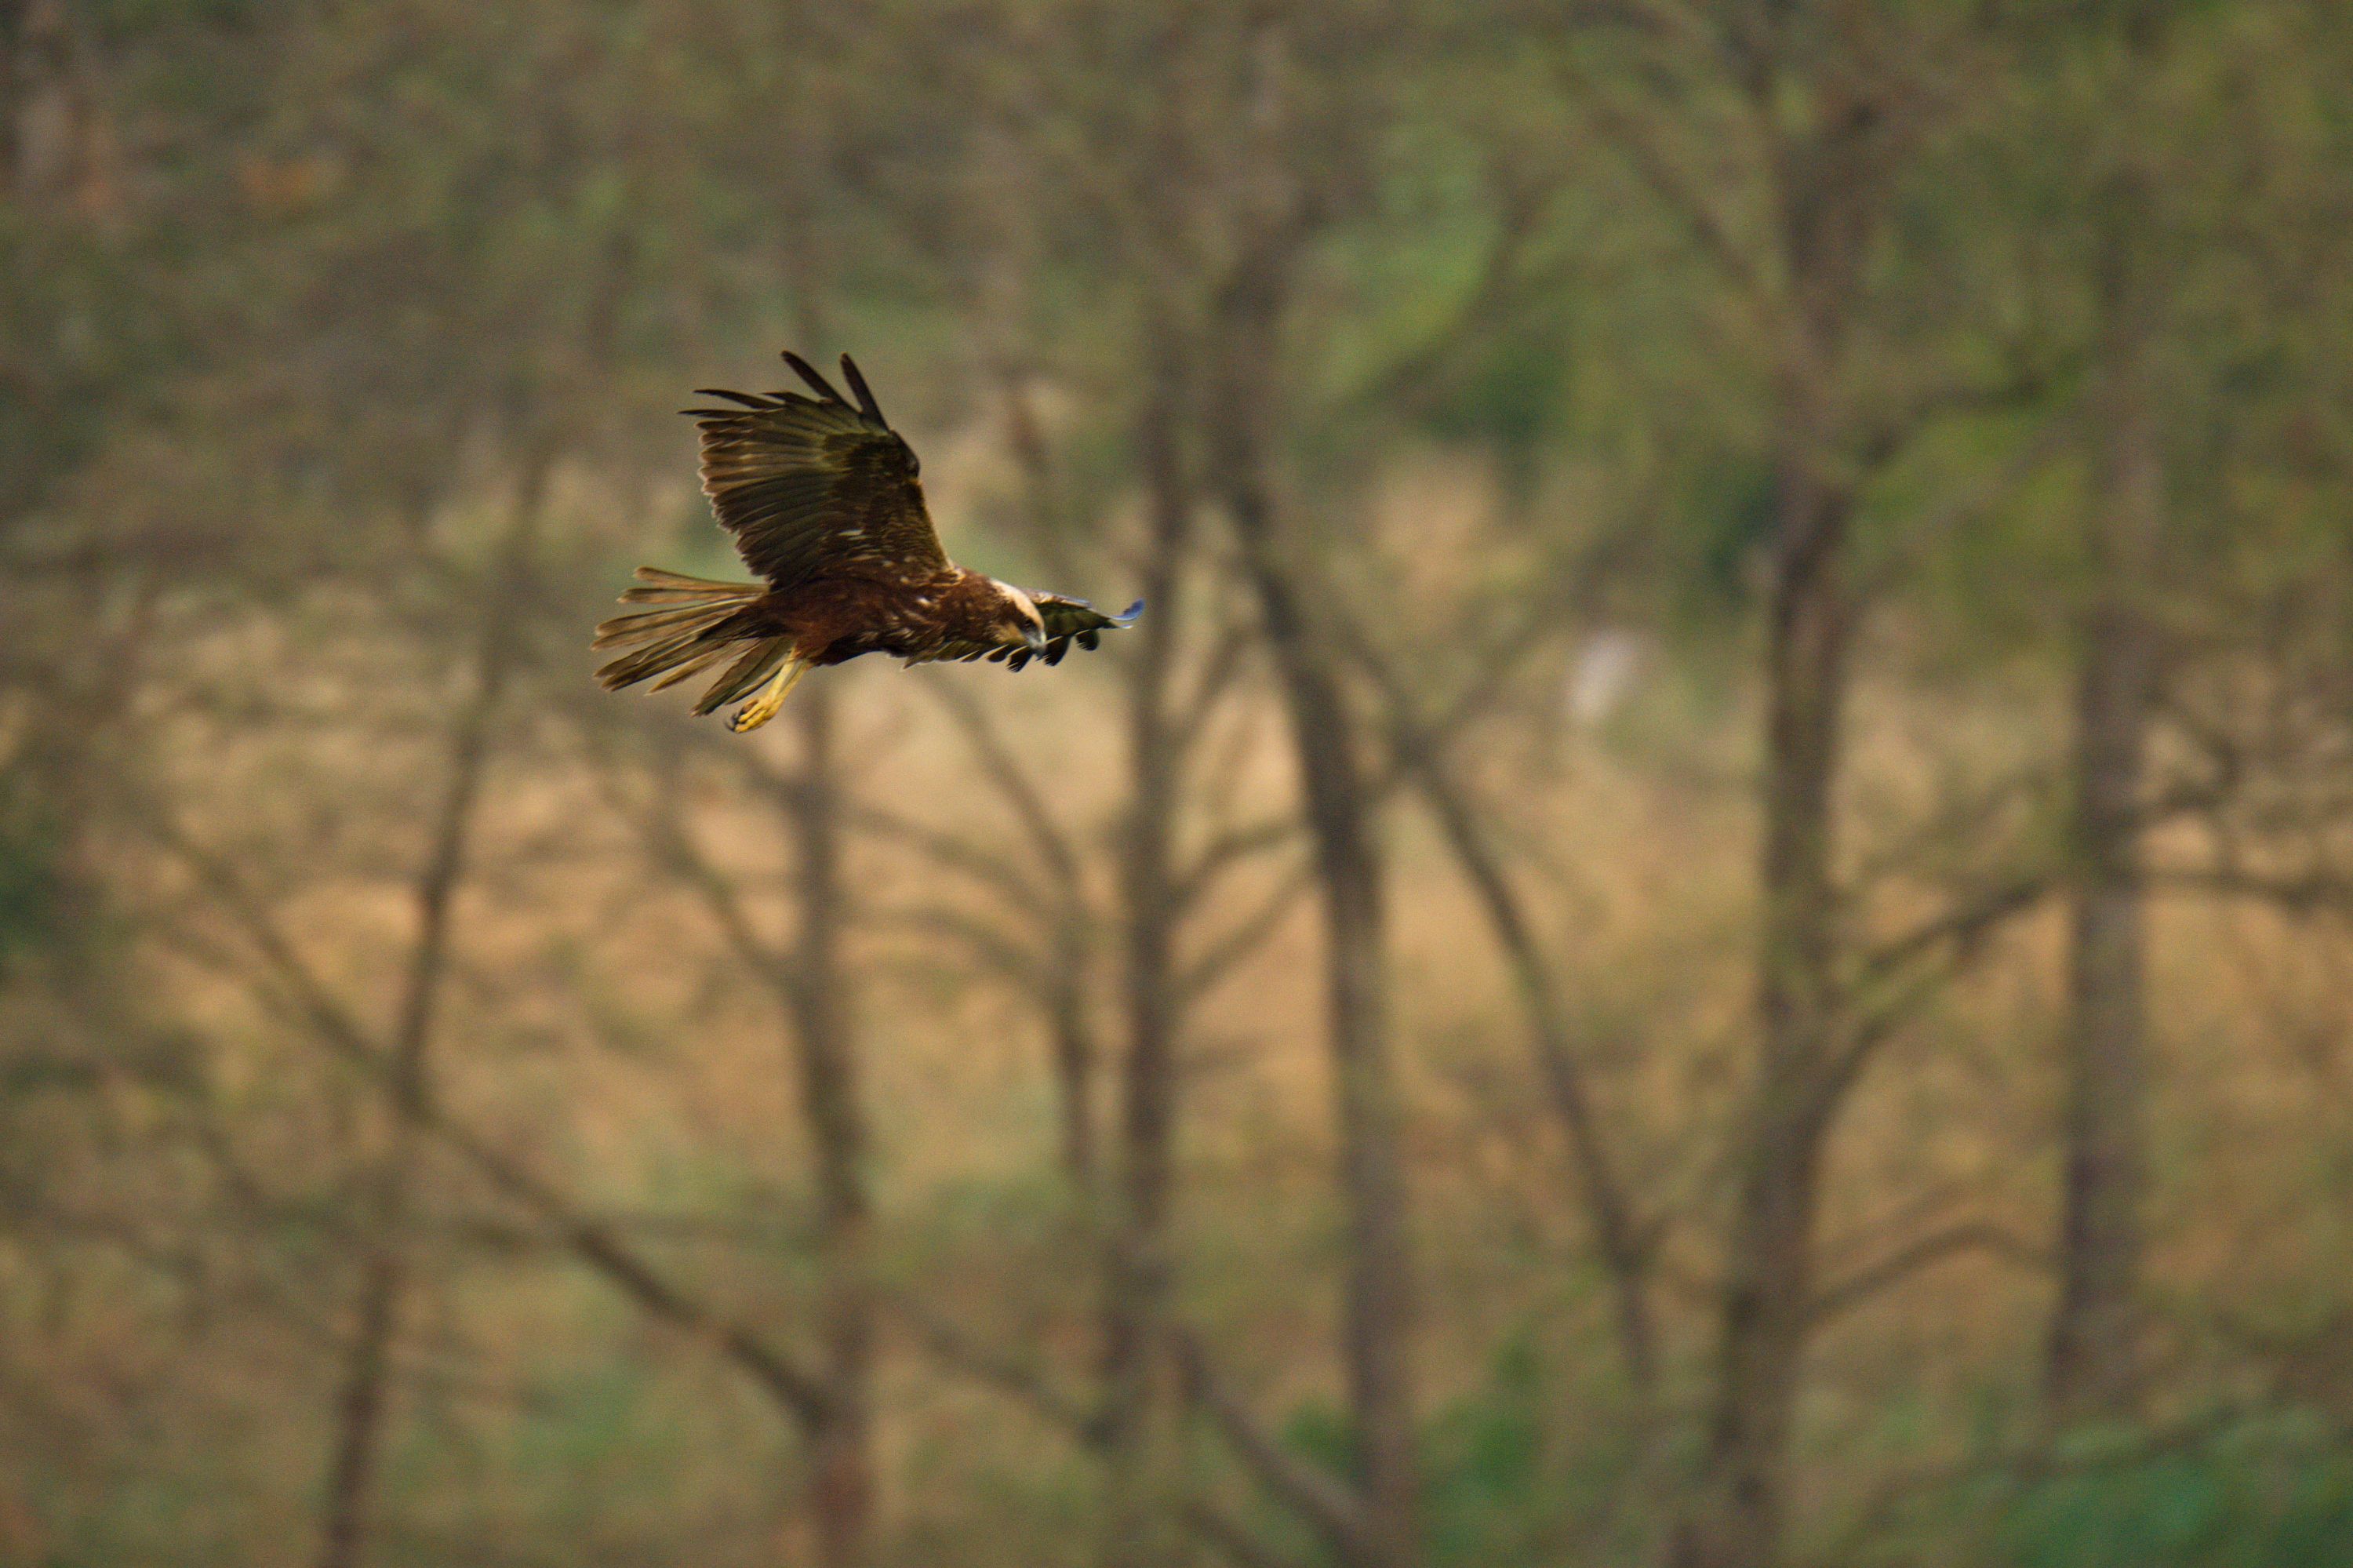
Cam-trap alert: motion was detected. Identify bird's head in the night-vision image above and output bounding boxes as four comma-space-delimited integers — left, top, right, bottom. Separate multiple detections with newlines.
990, 579, 1049, 653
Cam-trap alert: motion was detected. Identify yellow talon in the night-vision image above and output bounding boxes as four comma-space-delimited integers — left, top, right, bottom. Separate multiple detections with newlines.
729, 654, 810, 733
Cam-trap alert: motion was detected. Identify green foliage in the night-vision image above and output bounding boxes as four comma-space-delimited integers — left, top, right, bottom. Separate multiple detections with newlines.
1412, 310, 1580, 482
0, 811, 64, 975
0, 211, 174, 521
1988, 1421, 2353, 1568
1269, 1329, 1652, 1567
1673, 453, 1778, 620
1282, 1395, 1359, 1481
1420, 1333, 1558, 1566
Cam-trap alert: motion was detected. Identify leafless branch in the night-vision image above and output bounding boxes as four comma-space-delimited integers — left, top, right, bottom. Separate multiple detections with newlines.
1808, 1221, 2048, 1328
1176, 866, 1315, 1007
1851, 872, 2053, 994
603, 772, 805, 1017
1341, 606, 1657, 1385
1172, 1330, 1378, 1563
891, 1290, 1097, 1439
918, 669, 1089, 904
141, 815, 835, 1425
853, 802, 1054, 912
1170, 815, 1300, 916
875, 905, 1048, 992
1170, 621, 1258, 763
2149, 865, 2353, 921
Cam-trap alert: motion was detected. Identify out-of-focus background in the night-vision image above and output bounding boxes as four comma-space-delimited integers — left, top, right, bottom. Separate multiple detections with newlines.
6, 3, 2353, 1566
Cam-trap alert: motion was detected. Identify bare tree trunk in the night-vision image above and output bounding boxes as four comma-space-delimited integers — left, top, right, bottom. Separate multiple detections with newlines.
1246, 508, 1417, 1568
1100, 348, 1194, 1568
1675, 458, 1851, 1568
787, 678, 875, 1568
1661, 20, 1906, 1550
2048, 189, 2162, 1423
1212, 277, 1418, 1568
316, 460, 547, 1568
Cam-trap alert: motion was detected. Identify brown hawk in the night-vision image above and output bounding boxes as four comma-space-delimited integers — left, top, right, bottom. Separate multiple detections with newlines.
595, 351, 1141, 733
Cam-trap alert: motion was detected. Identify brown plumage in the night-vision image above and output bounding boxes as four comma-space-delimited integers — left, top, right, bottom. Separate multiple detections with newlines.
595, 351, 1142, 733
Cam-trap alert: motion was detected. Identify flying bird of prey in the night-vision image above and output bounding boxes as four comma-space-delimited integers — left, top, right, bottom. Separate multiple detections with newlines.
596, 351, 1141, 733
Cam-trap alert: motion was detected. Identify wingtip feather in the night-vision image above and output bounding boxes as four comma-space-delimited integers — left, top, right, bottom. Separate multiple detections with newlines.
691, 389, 779, 409
780, 350, 849, 406
838, 355, 888, 427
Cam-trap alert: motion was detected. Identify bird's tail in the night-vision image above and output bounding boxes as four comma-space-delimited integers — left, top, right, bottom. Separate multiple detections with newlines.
593, 567, 802, 730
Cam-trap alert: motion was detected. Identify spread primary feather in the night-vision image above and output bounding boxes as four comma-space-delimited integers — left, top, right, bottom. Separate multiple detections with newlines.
595, 351, 1142, 733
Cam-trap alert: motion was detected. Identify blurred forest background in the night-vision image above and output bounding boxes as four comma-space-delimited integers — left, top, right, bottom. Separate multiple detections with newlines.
7, 2, 2353, 1566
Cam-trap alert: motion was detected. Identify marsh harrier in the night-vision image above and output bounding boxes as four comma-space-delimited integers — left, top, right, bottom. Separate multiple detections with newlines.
596, 352, 1140, 733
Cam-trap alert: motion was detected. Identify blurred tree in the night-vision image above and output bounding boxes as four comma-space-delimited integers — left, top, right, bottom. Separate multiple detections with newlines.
2044, 0, 2172, 1430
1523, 7, 2062, 1566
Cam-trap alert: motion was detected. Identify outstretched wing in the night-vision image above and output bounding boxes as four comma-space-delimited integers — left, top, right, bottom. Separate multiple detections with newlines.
682, 352, 947, 591
927, 594, 1145, 671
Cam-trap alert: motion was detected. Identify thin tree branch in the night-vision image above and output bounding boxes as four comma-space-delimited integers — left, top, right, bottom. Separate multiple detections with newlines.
1550, 49, 1768, 303
141, 817, 835, 1424
875, 905, 1048, 992
605, 773, 806, 1019
1172, 1330, 1379, 1563
1344, 612, 1658, 1388
890, 1290, 1098, 1439
1808, 1221, 2048, 1328
1170, 815, 1302, 916
2148, 865, 2353, 919
1850, 871, 2053, 993
854, 802, 1055, 913
1176, 867, 1315, 1007
918, 669, 1089, 904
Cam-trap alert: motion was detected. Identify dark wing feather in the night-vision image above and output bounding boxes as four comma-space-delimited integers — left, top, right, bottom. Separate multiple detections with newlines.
684, 352, 945, 591
836, 355, 889, 425
923, 594, 1144, 671
1031, 595, 1144, 664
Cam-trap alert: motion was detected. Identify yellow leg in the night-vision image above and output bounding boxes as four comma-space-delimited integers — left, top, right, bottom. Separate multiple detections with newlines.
729, 654, 810, 733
